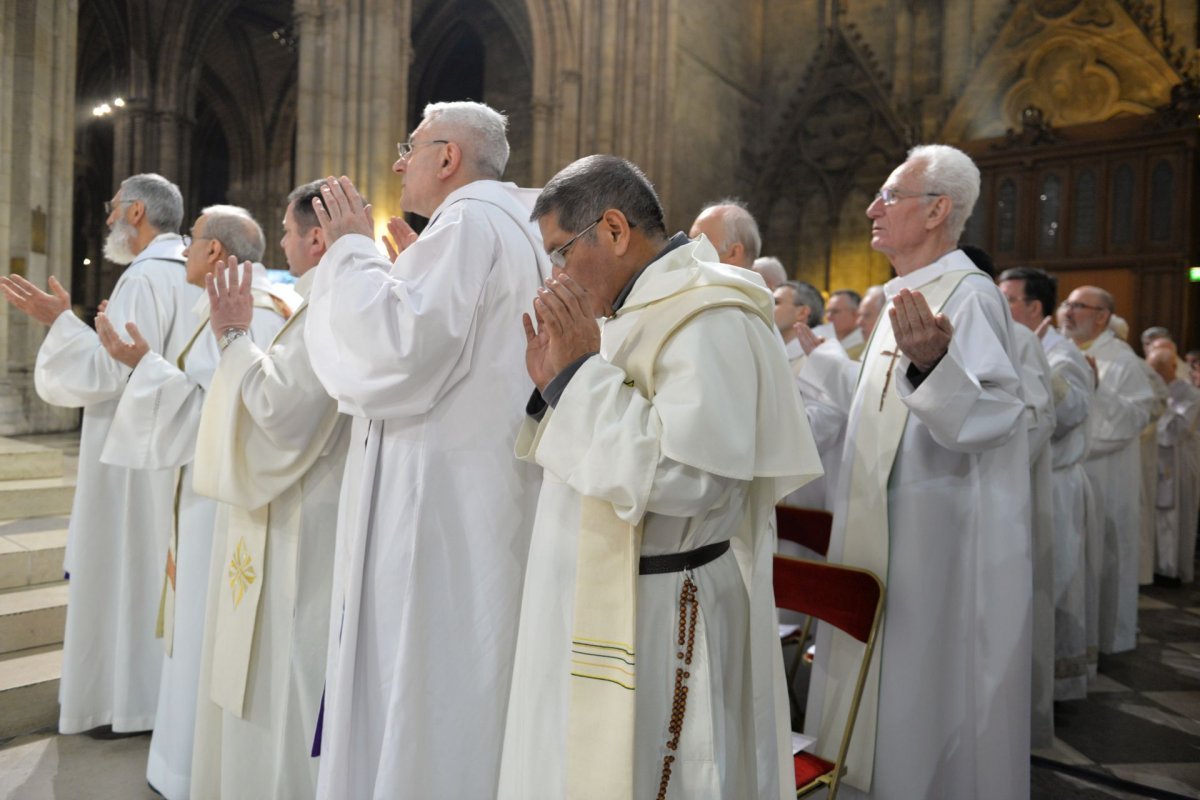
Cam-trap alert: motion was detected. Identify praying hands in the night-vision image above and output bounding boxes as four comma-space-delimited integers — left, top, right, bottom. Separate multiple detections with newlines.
890, 287, 953, 373
0, 274, 72, 326
312, 175, 375, 247
522, 273, 600, 392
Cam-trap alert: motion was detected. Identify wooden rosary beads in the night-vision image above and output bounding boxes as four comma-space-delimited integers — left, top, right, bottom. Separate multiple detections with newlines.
655, 574, 699, 800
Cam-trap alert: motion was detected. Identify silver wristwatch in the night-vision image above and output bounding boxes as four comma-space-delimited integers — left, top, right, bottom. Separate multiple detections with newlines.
218, 327, 249, 352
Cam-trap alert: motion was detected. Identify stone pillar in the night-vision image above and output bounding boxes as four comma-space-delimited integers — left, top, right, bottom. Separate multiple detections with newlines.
294, 0, 410, 237
0, 0, 78, 434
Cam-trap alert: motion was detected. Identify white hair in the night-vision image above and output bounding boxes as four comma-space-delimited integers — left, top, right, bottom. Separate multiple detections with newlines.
907, 144, 980, 242
752, 256, 787, 288
120, 173, 184, 233
423, 101, 509, 179
702, 199, 761, 259
201, 204, 265, 263
1108, 313, 1129, 341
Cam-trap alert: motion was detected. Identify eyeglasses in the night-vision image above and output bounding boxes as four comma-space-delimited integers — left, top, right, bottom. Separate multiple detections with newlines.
181, 234, 211, 248
104, 199, 131, 215
549, 217, 602, 269
1059, 301, 1106, 313
873, 188, 942, 206
396, 139, 449, 159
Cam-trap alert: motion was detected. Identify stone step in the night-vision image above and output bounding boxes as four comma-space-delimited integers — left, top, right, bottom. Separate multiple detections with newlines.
0, 581, 68, 655
0, 527, 67, 590
0, 478, 74, 520
0, 437, 63, 481
0, 644, 61, 740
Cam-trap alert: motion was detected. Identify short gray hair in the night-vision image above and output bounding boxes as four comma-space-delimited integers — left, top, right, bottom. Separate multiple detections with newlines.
120, 173, 184, 233
752, 256, 787, 287
201, 204, 265, 263
531, 155, 667, 239
1141, 326, 1171, 345
907, 144, 980, 241
423, 101, 509, 179
702, 199, 761, 259
782, 279, 825, 326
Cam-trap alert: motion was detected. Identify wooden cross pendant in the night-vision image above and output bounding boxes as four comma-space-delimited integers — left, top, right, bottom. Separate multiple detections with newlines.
879, 349, 902, 411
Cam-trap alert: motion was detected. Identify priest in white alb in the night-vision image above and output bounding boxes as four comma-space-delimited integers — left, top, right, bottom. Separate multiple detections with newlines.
498, 155, 822, 799
0, 174, 198, 735
1061, 286, 1157, 656
1147, 344, 1200, 583
302, 101, 546, 799
1000, 267, 1096, 701
188, 179, 350, 800
95, 205, 293, 799
800, 145, 1031, 799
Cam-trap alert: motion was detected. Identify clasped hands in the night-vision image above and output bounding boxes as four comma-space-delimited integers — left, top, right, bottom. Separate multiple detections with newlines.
889, 288, 953, 373
523, 274, 600, 393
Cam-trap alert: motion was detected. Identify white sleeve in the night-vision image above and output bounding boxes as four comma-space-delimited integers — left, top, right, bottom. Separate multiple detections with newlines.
303, 212, 496, 419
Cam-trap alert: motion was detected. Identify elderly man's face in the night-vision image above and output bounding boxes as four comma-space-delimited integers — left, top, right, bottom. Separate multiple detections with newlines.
394, 119, 449, 218
1060, 288, 1109, 342
183, 214, 222, 288
538, 212, 613, 318
867, 161, 934, 259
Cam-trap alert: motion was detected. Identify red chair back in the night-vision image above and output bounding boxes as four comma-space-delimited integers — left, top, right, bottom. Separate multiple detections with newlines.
775, 505, 833, 557
772, 555, 880, 643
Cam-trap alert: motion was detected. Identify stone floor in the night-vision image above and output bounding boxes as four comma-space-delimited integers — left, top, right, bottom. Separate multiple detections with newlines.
1031, 581, 1200, 799
0, 568, 1196, 798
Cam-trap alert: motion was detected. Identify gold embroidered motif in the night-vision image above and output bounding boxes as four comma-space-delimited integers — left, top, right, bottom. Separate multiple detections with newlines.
227, 537, 256, 609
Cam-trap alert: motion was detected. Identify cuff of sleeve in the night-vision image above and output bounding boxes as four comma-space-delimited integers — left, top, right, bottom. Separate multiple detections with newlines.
542, 353, 596, 408
525, 388, 548, 421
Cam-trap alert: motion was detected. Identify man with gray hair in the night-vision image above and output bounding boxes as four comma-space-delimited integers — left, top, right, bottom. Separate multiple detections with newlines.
1061, 286, 1159, 665
689, 198, 761, 269
800, 144, 1031, 798
0, 174, 198, 739
94, 203, 294, 799
499, 154, 820, 799
302, 101, 546, 798
753, 255, 788, 290
812, 288, 866, 359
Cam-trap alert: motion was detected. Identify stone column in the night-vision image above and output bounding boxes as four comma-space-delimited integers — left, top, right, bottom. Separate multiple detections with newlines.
0, 0, 79, 434
294, 0, 411, 236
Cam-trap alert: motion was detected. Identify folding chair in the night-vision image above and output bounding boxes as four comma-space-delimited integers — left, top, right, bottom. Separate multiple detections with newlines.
772, 554, 884, 800
775, 505, 834, 718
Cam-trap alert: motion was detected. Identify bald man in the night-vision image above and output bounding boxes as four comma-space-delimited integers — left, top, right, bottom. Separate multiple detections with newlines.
1062, 286, 1158, 663
689, 199, 761, 270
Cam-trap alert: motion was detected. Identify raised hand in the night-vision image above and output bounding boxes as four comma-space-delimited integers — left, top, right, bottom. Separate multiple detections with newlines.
96, 313, 150, 368
311, 176, 375, 247
382, 216, 418, 261
0, 275, 71, 326
207, 256, 254, 338
523, 274, 600, 392
890, 288, 952, 373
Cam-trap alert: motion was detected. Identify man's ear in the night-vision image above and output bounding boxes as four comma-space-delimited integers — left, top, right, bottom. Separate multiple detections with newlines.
127, 199, 146, 227
727, 242, 745, 264
439, 142, 462, 179
925, 196, 952, 231
309, 226, 326, 257
600, 208, 633, 257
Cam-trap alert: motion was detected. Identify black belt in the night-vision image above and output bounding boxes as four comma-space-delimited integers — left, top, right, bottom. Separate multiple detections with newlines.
639, 540, 730, 575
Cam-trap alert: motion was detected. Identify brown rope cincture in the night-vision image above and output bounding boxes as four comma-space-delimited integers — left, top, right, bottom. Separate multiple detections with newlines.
656, 574, 698, 800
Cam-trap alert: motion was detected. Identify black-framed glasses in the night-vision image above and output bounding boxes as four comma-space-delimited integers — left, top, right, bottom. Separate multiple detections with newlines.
396, 139, 449, 159
549, 217, 602, 269
1059, 301, 1106, 313
873, 188, 942, 206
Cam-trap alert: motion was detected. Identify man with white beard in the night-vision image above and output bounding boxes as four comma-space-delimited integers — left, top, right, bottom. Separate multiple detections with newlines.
0, 174, 199, 736
1062, 286, 1157, 658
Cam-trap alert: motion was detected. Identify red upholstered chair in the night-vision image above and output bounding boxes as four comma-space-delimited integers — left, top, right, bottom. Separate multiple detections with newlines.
772, 554, 884, 800
775, 504, 833, 557
775, 504, 835, 718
